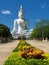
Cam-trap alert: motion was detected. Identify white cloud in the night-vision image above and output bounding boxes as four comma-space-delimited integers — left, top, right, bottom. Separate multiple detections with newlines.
29, 29, 33, 31
41, 1, 47, 9
30, 19, 41, 22
1, 10, 11, 15
28, 29, 33, 34
41, 4, 46, 8
36, 19, 41, 21
41, 5, 45, 8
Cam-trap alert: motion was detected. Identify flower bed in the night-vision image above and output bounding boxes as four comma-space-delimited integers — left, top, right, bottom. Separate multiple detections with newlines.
4, 40, 49, 65
20, 46, 45, 59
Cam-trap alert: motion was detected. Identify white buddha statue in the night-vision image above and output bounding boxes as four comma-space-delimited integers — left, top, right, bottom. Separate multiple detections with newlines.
11, 5, 31, 39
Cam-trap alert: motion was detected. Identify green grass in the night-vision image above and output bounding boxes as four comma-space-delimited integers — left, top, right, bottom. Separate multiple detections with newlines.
4, 40, 49, 65
4, 52, 49, 65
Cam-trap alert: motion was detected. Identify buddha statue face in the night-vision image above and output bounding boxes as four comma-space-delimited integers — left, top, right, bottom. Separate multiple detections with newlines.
18, 11, 24, 19
18, 5, 24, 19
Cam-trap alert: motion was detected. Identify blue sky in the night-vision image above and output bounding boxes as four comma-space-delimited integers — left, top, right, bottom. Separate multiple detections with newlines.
0, 0, 49, 31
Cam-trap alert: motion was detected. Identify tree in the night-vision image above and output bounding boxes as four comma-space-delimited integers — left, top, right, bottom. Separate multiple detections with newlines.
0, 24, 12, 38
30, 20, 49, 40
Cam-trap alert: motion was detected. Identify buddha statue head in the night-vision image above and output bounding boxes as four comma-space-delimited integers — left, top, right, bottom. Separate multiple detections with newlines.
18, 5, 24, 19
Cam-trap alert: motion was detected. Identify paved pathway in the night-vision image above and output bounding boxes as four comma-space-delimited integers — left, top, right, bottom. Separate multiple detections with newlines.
27, 40, 49, 53
0, 40, 19, 65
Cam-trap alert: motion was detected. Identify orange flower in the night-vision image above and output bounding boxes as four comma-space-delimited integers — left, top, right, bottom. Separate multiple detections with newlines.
21, 52, 25, 58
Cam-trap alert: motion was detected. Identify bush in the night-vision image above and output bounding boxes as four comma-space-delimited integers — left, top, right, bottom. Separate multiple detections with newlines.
20, 46, 45, 59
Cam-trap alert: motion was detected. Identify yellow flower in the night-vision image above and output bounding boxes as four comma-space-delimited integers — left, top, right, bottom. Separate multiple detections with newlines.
18, 46, 22, 49
28, 52, 32, 55
22, 46, 27, 49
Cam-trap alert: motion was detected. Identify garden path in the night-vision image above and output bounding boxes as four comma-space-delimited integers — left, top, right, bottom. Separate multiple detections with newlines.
0, 40, 19, 65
